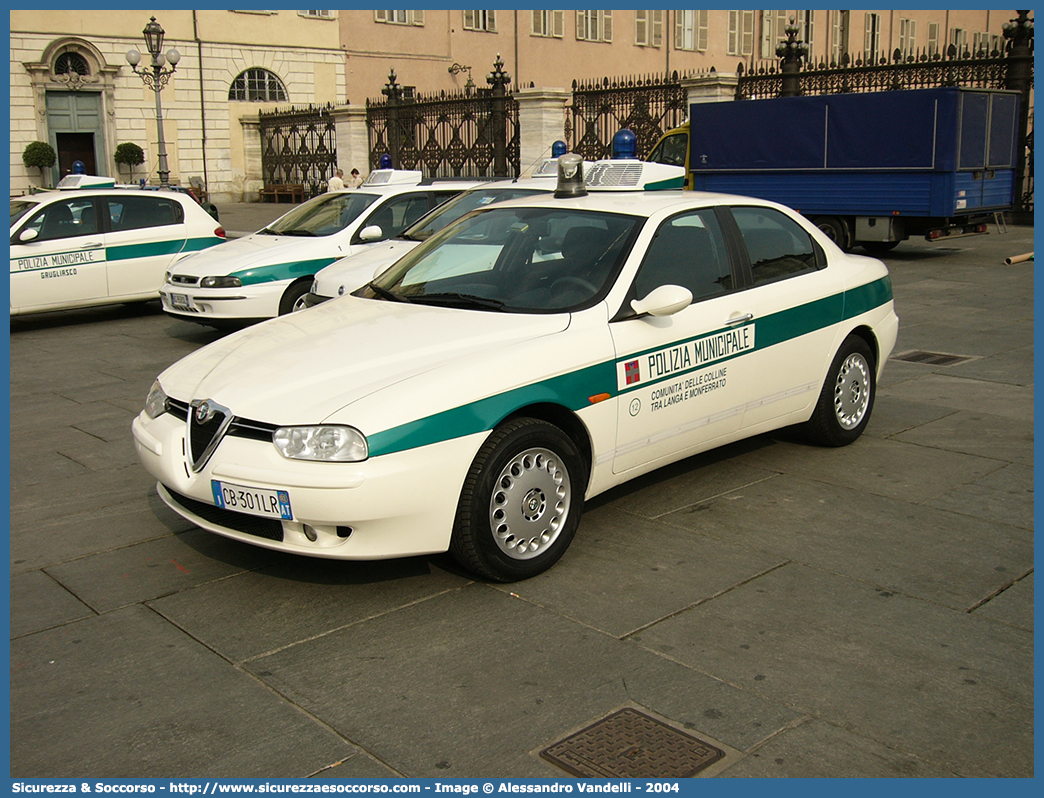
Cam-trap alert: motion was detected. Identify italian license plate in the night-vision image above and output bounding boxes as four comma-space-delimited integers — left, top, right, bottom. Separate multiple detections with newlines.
170, 292, 192, 310
211, 480, 293, 520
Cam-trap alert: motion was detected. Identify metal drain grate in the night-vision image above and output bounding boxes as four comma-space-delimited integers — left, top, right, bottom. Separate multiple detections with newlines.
892, 350, 973, 366
540, 708, 725, 778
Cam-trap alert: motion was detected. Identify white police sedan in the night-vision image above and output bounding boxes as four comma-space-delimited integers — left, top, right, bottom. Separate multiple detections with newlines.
133, 156, 898, 581
159, 173, 483, 325
10, 176, 226, 316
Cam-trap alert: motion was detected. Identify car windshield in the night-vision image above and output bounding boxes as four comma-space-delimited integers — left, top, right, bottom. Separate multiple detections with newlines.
264, 192, 380, 237
362, 206, 643, 313
401, 187, 547, 242
10, 199, 39, 226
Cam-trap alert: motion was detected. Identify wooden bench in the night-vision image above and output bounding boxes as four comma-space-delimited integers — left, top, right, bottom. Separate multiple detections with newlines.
258, 183, 305, 203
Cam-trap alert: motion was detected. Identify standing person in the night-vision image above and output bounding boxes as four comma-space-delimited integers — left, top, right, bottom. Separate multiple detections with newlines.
347, 168, 364, 188
327, 168, 345, 192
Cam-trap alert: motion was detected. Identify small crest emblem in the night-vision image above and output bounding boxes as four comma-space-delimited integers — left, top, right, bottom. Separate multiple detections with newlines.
195, 401, 213, 423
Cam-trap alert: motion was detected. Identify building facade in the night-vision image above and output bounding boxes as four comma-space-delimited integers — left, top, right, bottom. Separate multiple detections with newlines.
10, 10, 1021, 201
341, 10, 1016, 95
10, 10, 346, 200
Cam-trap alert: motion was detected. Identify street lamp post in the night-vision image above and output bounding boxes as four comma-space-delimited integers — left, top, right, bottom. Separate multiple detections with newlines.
126, 17, 180, 186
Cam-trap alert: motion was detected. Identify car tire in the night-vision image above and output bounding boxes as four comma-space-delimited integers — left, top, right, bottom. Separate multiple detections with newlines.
450, 417, 586, 582
278, 280, 313, 316
804, 334, 876, 447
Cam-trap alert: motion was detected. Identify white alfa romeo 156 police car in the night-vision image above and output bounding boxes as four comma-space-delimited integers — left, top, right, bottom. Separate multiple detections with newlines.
133, 156, 899, 581
159, 173, 483, 326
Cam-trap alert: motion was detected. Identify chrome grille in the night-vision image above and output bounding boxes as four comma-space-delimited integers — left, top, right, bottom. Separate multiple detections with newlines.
169, 274, 200, 286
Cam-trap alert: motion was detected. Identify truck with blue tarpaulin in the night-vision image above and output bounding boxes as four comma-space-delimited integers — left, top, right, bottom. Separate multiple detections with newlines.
646, 87, 1020, 252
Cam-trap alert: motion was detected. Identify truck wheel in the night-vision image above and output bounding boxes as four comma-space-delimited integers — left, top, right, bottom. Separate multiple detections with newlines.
450, 418, 586, 582
861, 241, 900, 255
804, 335, 876, 447
813, 217, 850, 251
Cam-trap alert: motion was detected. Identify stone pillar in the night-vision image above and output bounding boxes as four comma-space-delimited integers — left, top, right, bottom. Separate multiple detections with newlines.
332, 105, 370, 178
240, 115, 263, 202
515, 87, 571, 176
681, 72, 740, 108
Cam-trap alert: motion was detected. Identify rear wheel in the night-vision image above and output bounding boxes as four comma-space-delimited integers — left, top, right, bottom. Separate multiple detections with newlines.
450, 418, 586, 582
804, 335, 876, 447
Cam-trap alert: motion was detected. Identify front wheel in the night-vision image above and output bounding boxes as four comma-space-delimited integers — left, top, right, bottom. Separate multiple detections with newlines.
450, 418, 586, 581
279, 280, 313, 315
803, 335, 876, 447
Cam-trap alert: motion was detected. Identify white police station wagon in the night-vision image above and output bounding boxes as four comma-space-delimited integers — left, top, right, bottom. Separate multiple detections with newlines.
159, 172, 483, 325
10, 176, 226, 317
133, 156, 898, 581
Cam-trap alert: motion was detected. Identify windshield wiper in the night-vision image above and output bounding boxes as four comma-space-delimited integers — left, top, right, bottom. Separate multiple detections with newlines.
257, 227, 278, 235
412, 292, 506, 311
277, 229, 317, 237
367, 281, 411, 303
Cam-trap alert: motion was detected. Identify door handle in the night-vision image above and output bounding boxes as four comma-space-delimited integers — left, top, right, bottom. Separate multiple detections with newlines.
80, 242, 103, 249
726, 312, 754, 325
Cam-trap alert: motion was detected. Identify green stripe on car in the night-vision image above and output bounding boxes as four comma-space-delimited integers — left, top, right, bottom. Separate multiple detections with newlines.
231, 258, 338, 286
366, 278, 892, 458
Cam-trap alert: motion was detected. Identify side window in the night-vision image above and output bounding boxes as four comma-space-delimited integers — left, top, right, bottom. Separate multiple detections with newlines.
24, 198, 99, 242
107, 196, 184, 232
635, 210, 732, 302
363, 194, 431, 240
647, 132, 687, 167
732, 207, 820, 285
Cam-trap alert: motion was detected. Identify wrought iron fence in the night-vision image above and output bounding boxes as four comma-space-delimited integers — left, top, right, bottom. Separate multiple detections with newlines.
735, 45, 1011, 99
258, 104, 337, 198
367, 61, 519, 178
568, 72, 690, 160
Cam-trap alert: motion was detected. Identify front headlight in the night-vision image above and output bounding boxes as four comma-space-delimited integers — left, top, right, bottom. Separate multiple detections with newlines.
273, 426, 368, 462
200, 275, 242, 288
144, 380, 168, 419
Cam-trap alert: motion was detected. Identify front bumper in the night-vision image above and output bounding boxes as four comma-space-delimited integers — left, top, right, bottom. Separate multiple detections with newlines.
132, 410, 483, 560
159, 280, 287, 321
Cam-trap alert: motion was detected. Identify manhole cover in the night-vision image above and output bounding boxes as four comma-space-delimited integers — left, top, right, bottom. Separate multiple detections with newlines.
540, 708, 725, 778
892, 350, 973, 366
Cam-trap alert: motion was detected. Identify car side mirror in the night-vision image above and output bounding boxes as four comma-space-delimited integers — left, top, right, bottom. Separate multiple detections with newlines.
18, 228, 39, 243
630, 284, 693, 318
359, 225, 384, 242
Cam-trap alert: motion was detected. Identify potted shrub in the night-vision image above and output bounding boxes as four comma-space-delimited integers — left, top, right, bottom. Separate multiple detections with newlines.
114, 142, 146, 183
22, 141, 57, 189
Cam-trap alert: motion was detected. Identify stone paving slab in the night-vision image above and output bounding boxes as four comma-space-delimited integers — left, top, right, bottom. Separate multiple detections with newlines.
10, 569, 95, 638
727, 433, 1005, 504
924, 462, 1034, 531
149, 556, 473, 663
718, 718, 956, 778
245, 585, 804, 777
631, 563, 1033, 777
660, 474, 1033, 610
43, 528, 281, 613
10, 605, 360, 777
492, 502, 785, 638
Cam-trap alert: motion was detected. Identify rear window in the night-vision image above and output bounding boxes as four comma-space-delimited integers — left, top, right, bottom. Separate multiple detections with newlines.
107, 195, 185, 231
